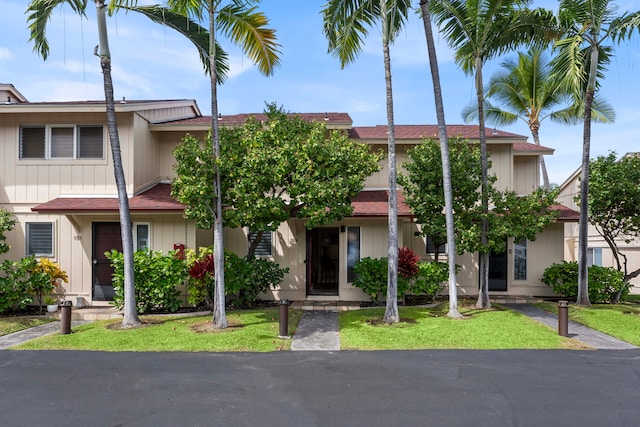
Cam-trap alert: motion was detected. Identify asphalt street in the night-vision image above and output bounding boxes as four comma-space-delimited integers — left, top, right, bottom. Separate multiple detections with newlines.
2, 349, 640, 427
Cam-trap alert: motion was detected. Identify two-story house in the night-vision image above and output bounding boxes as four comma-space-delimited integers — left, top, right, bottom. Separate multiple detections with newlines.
0, 83, 577, 306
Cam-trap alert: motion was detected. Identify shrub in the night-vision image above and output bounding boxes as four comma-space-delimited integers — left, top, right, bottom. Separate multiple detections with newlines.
29, 258, 68, 311
0, 209, 16, 255
187, 251, 215, 309
541, 261, 628, 303
352, 257, 388, 304
412, 262, 450, 303
225, 252, 288, 308
108, 250, 187, 313
0, 258, 34, 313
352, 248, 419, 305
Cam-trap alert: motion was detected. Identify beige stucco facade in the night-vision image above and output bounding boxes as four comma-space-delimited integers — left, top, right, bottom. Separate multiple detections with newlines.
0, 83, 572, 305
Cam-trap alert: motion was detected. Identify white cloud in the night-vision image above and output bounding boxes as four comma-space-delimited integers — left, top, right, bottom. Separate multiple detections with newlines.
0, 47, 12, 61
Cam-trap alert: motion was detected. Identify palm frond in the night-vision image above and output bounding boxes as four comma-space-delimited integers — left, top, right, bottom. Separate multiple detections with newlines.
26, 0, 88, 60
216, 2, 281, 76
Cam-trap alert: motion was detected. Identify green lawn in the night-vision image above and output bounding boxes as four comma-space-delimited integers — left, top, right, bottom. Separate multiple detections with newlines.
12, 308, 302, 352
0, 316, 56, 336
340, 304, 584, 350
535, 301, 640, 346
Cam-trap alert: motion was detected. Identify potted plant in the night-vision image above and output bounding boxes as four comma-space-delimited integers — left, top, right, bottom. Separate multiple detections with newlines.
44, 296, 58, 313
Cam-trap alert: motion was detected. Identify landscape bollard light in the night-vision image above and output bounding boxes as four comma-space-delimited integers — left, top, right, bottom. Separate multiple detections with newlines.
60, 300, 72, 335
279, 299, 289, 338
558, 300, 569, 337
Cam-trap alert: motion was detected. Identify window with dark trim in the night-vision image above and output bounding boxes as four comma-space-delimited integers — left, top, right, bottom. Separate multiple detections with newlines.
19, 125, 104, 159
426, 235, 446, 254
249, 231, 272, 257
26, 222, 54, 257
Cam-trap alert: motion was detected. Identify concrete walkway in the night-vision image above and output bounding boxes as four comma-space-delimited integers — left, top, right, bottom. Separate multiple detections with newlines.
0, 320, 89, 350
504, 303, 637, 350
290, 311, 340, 351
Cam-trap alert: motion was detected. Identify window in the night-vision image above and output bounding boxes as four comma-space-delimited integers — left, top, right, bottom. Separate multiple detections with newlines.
514, 238, 527, 280
347, 227, 360, 283
134, 223, 150, 251
26, 222, 54, 257
426, 235, 446, 255
587, 248, 603, 266
248, 231, 272, 257
19, 125, 104, 159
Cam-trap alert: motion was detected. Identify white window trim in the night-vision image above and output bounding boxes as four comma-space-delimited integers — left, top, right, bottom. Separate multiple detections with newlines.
25, 221, 55, 258
18, 124, 105, 160
133, 222, 151, 252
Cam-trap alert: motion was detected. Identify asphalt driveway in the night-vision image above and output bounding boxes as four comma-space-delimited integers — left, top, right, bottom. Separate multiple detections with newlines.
2, 349, 639, 426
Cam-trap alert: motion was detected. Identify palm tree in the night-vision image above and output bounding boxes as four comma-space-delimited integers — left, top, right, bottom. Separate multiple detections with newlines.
323, 0, 411, 324
27, 0, 144, 327
553, 0, 640, 306
418, 0, 461, 318
462, 48, 615, 189
27, 1, 221, 328
114, 0, 280, 328
429, 0, 556, 309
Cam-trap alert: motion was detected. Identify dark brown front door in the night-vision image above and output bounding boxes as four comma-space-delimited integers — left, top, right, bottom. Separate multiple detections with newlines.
488, 247, 508, 292
306, 228, 340, 296
92, 222, 122, 301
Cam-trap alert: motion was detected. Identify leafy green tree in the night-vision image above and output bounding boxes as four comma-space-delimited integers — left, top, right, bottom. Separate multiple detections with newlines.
399, 139, 486, 258
429, 0, 556, 308
419, 0, 461, 318
462, 48, 615, 189
116, 0, 280, 328
323, 0, 411, 324
0, 210, 16, 256
583, 152, 640, 302
401, 138, 559, 272
553, 0, 640, 307
172, 104, 382, 254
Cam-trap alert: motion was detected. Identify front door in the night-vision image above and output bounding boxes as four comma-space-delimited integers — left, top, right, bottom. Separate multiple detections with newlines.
92, 222, 122, 301
306, 228, 340, 296
488, 247, 508, 292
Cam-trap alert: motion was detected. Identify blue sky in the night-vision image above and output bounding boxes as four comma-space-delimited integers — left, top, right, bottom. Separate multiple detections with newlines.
2, 0, 640, 185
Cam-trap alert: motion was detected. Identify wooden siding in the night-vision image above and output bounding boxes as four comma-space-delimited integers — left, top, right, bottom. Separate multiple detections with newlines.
513, 156, 540, 195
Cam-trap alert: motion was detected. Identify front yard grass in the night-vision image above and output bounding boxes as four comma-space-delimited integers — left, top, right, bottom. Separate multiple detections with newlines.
535, 301, 640, 346
340, 304, 584, 350
0, 316, 56, 336
12, 308, 302, 352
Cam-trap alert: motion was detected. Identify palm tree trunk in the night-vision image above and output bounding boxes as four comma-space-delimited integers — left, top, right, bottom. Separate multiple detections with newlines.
208, 2, 228, 328
530, 127, 550, 189
95, 0, 140, 328
475, 56, 491, 310
419, 0, 461, 318
382, 0, 399, 324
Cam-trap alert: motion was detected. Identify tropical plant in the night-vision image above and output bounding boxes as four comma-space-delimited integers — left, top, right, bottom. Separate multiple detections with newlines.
462, 47, 615, 189
108, 249, 187, 314
0, 259, 35, 314
553, 0, 640, 306
412, 261, 451, 303
541, 261, 628, 304
224, 252, 288, 308
418, 0, 461, 318
112, 0, 281, 329
0, 210, 16, 255
323, 0, 412, 323
429, 0, 556, 309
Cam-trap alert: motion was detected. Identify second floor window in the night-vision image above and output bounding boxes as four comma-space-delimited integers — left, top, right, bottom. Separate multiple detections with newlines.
19, 125, 104, 160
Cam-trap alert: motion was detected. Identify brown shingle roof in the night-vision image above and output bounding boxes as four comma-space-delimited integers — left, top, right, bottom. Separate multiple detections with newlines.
156, 112, 353, 126
32, 184, 185, 213
351, 190, 413, 217
551, 204, 580, 222
348, 125, 526, 140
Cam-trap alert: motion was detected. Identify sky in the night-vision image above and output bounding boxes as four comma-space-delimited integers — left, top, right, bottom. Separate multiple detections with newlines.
2, 0, 640, 185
